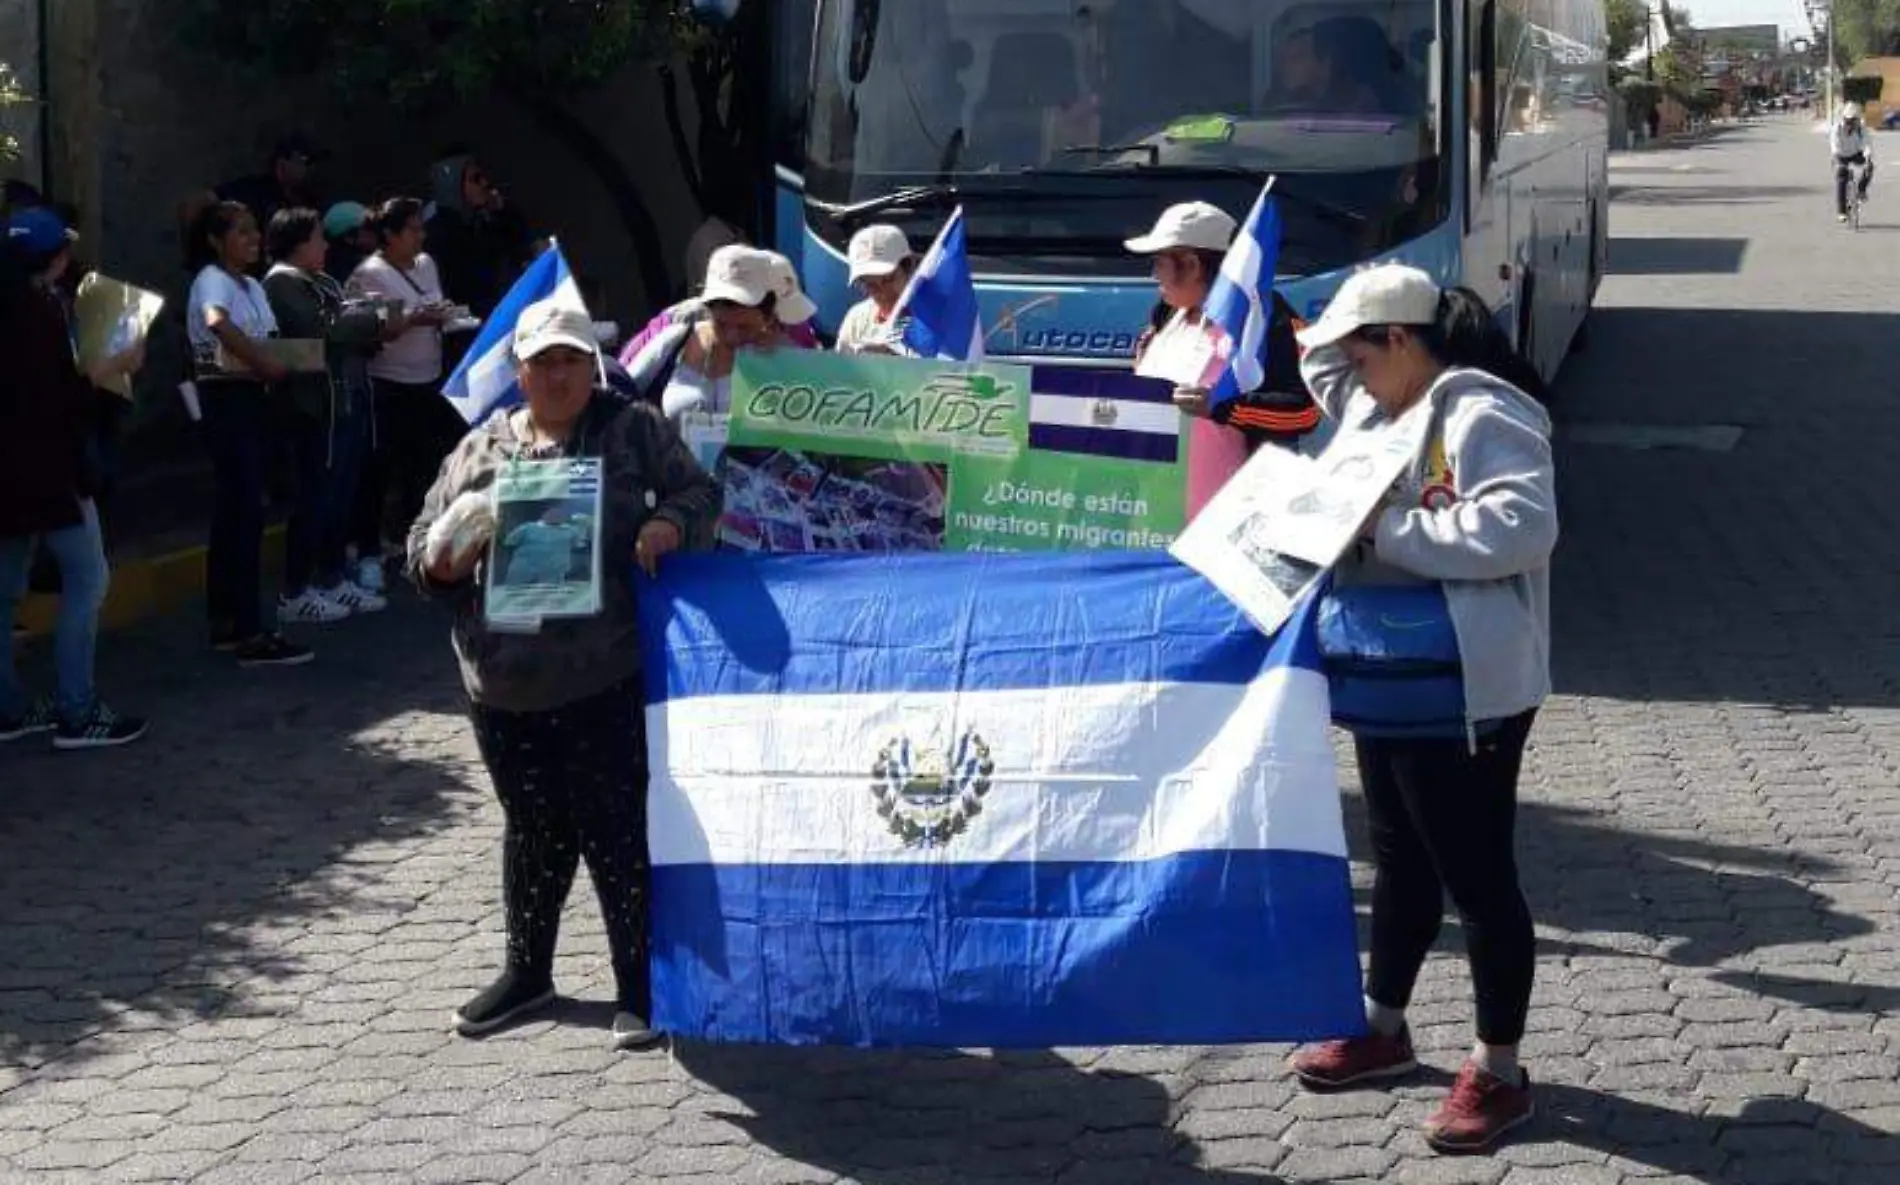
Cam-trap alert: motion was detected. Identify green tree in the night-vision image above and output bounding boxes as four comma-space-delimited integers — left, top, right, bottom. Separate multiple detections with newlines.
1607, 0, 1648, 66
174, 0, 765, 311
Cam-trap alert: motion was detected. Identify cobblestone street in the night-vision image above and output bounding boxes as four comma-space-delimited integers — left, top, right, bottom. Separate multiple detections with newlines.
2, 117, 1898, 1183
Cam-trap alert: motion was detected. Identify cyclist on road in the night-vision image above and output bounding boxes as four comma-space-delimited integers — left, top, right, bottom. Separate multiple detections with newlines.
1831, 102, 1874, 222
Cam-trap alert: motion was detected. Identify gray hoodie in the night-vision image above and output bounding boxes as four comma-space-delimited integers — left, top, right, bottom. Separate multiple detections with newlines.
1300, 342, 1557, 727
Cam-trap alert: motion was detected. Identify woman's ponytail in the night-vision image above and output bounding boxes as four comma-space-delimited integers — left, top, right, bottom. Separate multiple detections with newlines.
1419, 286, 1549, 403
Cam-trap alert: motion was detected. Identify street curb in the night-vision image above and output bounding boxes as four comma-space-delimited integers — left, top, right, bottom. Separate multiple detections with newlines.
16, 526, 287, 640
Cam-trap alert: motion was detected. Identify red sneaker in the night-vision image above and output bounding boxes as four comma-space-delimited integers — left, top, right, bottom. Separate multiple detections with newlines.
1289, 1026, 1419, 1088
1424, 1062, 1535, 1153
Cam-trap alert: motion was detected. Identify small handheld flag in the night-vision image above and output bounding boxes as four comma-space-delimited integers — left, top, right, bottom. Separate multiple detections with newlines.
441, 242, 590, 425
1203, 181, 1284, 407
895, 206, 985, 362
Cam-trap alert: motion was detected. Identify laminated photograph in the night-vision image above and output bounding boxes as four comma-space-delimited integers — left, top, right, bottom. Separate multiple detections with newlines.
484, 458, 605, 626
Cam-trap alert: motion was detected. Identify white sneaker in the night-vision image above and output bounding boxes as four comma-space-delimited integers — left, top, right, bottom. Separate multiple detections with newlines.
328, 581, 388, 614
355, 557, 387, 594
280, 589, 350, 624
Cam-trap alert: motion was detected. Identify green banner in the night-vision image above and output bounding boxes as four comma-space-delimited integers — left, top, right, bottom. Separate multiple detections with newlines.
723, 351, 1185, 555
947, 451, 1186, 552
731, 352, 1028, 463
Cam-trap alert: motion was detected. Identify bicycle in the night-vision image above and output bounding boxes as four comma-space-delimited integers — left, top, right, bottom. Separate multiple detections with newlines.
1844, 162, 1870, 230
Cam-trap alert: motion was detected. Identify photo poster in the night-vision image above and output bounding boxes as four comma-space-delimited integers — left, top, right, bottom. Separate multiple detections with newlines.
485, 457, 605, 626
717, 352, 1193, 555
1171, 398, 1433, 635
72, 272, 167, 401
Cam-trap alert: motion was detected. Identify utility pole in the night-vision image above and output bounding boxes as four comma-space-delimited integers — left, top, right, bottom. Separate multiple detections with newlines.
1646, 3, 1656, 81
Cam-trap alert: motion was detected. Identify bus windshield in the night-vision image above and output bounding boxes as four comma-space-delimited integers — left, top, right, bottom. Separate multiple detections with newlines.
805, 0, 1448, 276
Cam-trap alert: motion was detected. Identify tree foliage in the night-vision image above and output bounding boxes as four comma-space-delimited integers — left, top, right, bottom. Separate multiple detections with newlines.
177, 0, 689, 108
173, 0, 728, 311
1827, 0, 1900, 64
1606, 0, 1647, 66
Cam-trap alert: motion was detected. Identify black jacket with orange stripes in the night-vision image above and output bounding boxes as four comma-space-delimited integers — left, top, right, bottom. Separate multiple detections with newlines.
1136, 290, 1322, 454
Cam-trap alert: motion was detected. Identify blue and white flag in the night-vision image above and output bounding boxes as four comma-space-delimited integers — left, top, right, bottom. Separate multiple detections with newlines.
441, 243, 588, 425
1027, 368, 1180, 465
1204, 184, 1283, 407
637, 551, 1363, 1048
896, 206, 985, 362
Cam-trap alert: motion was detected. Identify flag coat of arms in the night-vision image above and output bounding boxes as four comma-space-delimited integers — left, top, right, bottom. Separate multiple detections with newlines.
637, 551, 1363, 1047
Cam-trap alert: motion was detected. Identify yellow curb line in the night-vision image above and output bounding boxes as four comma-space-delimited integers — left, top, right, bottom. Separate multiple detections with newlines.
16, 526, 288, 640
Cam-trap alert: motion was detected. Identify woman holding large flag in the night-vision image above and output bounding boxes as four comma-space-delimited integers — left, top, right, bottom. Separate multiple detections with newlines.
1284, 263, 1555, 1154
406, 297, 720, 1052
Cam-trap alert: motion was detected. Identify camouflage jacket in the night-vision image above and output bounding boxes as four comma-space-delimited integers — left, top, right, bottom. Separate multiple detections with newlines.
405, 389, 721, 713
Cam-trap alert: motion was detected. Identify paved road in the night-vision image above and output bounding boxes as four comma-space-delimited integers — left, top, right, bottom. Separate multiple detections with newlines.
3, 118, 1898, 1184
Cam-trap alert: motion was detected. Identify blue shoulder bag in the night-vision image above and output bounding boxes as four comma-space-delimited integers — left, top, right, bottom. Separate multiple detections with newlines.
1315, 581, 1467, 738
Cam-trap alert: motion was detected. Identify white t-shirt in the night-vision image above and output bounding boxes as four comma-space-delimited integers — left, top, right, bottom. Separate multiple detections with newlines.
834, 298, 912, 355
350, 253, 445, 385
661, 359, 731, 421
187, 265, 278, 372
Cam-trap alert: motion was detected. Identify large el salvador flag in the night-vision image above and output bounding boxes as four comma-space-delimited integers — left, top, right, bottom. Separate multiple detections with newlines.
441, 241, 589, 425
636, 551, 1364, 1047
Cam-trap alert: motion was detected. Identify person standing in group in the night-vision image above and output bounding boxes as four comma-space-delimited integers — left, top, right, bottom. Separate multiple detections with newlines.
1283, 263, 1556, 1154
186, 200, 312, 668
322, 202, 378, 281
214, 132, 327, 262
405, 298, 720, 1051
424, 149, 538, 322
347, 197, 458, 594
1125, 201, 1321, 454
656, 246, 819, 422
833, 224, 917, 355
0, 208, 149, 748
617, 247, 822, 397
263, 207, 390, 625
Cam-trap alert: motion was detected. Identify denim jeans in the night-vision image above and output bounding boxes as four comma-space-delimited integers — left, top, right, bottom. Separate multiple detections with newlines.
201, 382, 271, 639
0, 500, 110, 723
285, 404, 370, 596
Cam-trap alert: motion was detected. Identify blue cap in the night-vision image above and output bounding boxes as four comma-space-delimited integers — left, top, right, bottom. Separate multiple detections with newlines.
323, 201, 369, 239
5, 206, 77, 255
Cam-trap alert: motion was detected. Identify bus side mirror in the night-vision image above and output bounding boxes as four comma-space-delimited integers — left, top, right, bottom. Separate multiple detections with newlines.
690, 0, 744, 25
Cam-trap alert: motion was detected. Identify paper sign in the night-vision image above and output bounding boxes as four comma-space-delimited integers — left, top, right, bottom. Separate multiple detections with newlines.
485, 458, 605, 626
72, 273, 166, 400
1134, 309, 1229, 390
677, 411, 728, 476
214, 337, 327, 377
1172, 400, 1432, 634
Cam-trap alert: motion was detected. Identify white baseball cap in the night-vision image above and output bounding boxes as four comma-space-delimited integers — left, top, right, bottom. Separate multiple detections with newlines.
1124, 202, 1238, 254
513, 298, 599, 361
702, 246, 819, 323
847, 224, 914, 282
1295, 263, 1442, 349
765, 253, 820, 323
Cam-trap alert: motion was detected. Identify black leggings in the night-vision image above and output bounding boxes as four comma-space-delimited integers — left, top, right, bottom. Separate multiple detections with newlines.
468, 681, 652, 1016
1357, 710, 1537, 1046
